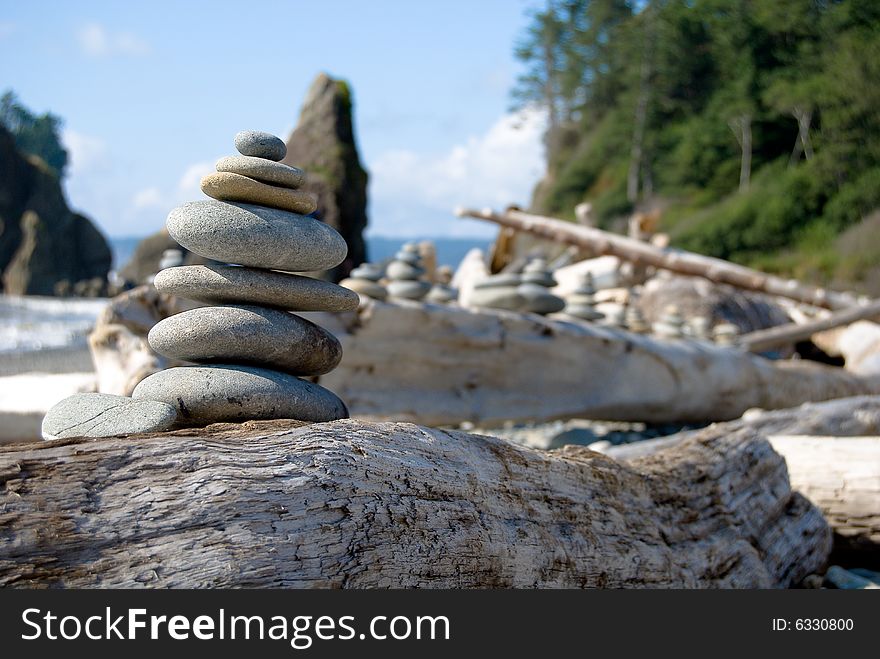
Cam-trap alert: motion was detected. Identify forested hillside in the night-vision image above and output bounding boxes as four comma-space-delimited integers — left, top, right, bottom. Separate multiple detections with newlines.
513, 0, 880, 292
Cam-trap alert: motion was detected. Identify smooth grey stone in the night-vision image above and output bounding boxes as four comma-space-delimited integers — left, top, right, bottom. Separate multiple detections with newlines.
132, 364, 348, 424
469, 286, 524, 311
394, 250, 420, 265
522, 271, 557, 287
474, 273, 522, 289
566, 305, 604, 321
154, 264, 358, 312
387, 279, 430, 300
42, 393, 177, 440
518, 283, 565, 314
215, 155, 305, 188
340, 278, 387, 300
349, 264, 384, 281
149, 305, 342, 376
234, 130, 286, 161
426, 284, 457, 303
167, 200, 347, 272
386, 260, 424, 280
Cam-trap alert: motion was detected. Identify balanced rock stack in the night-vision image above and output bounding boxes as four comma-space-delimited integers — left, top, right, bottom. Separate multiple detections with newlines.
713, 322, 740, 347
564, 272, 604, 321
470, 272, 524, 311
517, 258, 565, 315
652, 304, 685, 339
340, 262, 387, 301
426, 265, 458, 304
624, 303, 650, 333
386, 243, 431, 300
134, 130, 356, 425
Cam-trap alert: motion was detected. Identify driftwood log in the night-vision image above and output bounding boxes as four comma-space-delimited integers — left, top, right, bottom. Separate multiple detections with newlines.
314, 301, 880, 425
92, 296, 880, 426
767, 435, 880, 559
740, 299, 880, 353
607, 396, 880, 562
0, 418, 829, 588
456, 207, 857, 309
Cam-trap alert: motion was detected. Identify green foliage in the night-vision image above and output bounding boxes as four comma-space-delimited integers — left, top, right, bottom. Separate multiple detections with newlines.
0, 90, 68, 179
514, 0, 880, 289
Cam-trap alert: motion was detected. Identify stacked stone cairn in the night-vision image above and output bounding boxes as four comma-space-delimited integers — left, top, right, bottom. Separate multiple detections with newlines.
385, 242, 431, 300
340, 262, 387, 301
713, 322, 740, 347
564, 272, 604, 321
426, 265, 458, 304
133, 130, 355, 427
517, 258, 565, 315
43, 130, 356, 439
624, 301, 650, 334
652, 304, 685, 339
470, 271, 524, 311
688, 315, 712, 340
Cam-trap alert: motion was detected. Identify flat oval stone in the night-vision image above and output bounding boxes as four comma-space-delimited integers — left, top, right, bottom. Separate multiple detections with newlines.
339, 277, 387, 300
387, 280, 431, 300
154, 264, 358, 312
148, 305, 343, 376
386, 260, 423, 280
167, 200, 347, 272
234, 130, 286, 161
349, 264, 384, 281
41, 393, 178, 440
215, 155, 305, 188
201, 172, 317, 215
132, 364, 348, 424
469, 286, 524, 311
518, 283, 566, 314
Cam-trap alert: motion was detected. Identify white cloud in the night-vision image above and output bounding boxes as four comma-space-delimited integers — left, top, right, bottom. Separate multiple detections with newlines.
177, 161, 215, 196
132, 187, 163, 210
77, 23, 150, 57
368, 108, 547, 237
61, 128, 108, 176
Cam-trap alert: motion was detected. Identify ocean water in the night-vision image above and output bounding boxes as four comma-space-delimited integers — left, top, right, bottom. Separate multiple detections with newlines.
108, 235, 491, 272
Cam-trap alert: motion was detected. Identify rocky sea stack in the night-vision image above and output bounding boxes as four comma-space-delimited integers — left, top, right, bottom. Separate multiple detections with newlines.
43, 130, 354, 438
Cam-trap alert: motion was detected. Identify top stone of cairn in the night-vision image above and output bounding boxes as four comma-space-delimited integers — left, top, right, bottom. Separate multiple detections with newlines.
234, 130, 287, 161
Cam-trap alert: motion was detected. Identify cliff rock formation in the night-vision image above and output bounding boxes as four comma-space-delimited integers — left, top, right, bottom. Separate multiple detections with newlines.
282, 73, 368, 281
0, 125, 111, 296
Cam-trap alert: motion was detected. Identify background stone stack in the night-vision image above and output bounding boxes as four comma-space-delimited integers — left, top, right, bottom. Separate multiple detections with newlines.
426, 265, 458, 304
564, 272, 604, 321
340, 262, 387, 301
518, 258, 565, 315
386, 242, 430, 300
133, 130, 356, 426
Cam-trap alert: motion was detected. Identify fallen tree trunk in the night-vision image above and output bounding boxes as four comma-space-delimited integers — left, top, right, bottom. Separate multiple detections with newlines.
313, 301, 880, 426
606, 396, 880, 561
456, 207, 856, 309
740, 299, 880, 353
0, 418, 829, 588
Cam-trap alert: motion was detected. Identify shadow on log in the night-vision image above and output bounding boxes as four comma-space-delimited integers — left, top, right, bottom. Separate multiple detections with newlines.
1, 419, 828, 588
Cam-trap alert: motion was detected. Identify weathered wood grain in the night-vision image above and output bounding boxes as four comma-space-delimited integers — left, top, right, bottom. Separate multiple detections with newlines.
0, 419, 829, 588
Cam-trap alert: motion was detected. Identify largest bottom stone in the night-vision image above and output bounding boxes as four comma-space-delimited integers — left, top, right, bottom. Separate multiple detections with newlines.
132, 364, 349, 424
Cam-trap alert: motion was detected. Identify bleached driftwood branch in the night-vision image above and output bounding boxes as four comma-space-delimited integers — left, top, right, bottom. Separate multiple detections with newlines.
0, 418, 829, 588
456, 207, 856, 309
740, 299, 880, 353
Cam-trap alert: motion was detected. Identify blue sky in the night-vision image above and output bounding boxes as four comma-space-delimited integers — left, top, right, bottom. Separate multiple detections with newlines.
0, 0, 547, 239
